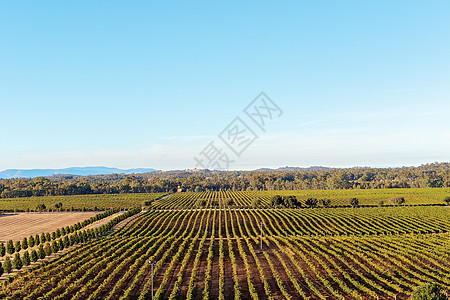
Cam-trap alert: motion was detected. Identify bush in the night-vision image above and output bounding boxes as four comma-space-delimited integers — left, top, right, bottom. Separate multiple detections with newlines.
319, 198, 331, 208
305, 198, 318, 208
283, 196, 301, 208
389, 196, 405, 206
225, 199, 234, 207
195, 199, 207, 207
412, 283, 448, 300
270, 195, 283, 208
350, 198, 359, 207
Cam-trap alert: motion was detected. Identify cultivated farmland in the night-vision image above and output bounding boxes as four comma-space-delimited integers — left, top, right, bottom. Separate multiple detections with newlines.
0, 212, 99, 242
0, 190, 449, 299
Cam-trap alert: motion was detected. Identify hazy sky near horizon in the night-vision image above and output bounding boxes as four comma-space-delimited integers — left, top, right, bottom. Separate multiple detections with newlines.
1, 1, 449, 171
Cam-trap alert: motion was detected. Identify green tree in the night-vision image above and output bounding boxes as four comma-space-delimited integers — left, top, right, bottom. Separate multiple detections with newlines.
35, 234, 40, 245
319, 198, 331, 208
283, 196, 301, 208
28, 235, 35, 247
58, 239, 65, 251
412, 283, 448, 300
43, 243, 51, 256
350, 197, 359, 207
390, 196, 405, 206
225, 199, 234, 207
54, 202, 63, 211
38, 244, 45, 259
3, 256, 12, 273
30, 249, 38, 262
13, 253, 22, 270
51, 241, 59, 253
36, 203, 46, 212
0, 261, 3, 276
22, 250, 31, 266
305, 197, 318, 208
63, 236, 70, 248
15, 241, 21, 252
21, 237, 28, 250
0, 242, 5, 257
270, 195, 283, 208
195, 199, 207, 207
7, 240, 14, 254
40, 233, 46, 243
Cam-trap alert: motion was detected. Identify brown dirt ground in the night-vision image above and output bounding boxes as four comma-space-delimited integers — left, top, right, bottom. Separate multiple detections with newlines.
0, 212, 99, 243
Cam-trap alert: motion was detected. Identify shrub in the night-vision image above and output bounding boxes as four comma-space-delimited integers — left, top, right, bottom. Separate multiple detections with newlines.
350, 198, 359, 207
283, 196, 301, 208
270, 195, 283, 208
389, 196, 405, 206
319, 198, 331, 208
412, 283, 448, 300
305, 198, 318, 208
225, 199, 234, 207
195, 199, 207, 207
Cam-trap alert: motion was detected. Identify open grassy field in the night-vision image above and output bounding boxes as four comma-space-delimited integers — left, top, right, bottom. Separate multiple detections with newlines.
0, 212, 99, 243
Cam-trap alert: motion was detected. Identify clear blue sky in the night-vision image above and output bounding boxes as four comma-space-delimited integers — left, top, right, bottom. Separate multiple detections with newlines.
1, 1, 449, 170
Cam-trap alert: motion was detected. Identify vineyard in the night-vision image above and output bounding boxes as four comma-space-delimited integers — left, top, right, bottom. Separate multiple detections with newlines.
150, 188, 450, 209
0, 193, 166, 211
1, 199, 449, 299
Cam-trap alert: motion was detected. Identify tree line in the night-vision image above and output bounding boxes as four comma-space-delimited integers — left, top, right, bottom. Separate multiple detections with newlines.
1, 162, 450, 199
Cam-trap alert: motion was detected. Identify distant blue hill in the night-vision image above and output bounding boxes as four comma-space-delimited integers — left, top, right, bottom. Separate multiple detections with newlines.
0, 167, 157, 179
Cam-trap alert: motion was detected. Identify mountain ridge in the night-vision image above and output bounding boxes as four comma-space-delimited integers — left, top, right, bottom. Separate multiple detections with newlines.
0, 167, 157, 179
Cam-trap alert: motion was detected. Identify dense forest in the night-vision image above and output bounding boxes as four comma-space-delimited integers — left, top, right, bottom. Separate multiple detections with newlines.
1, 162, 450, 199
